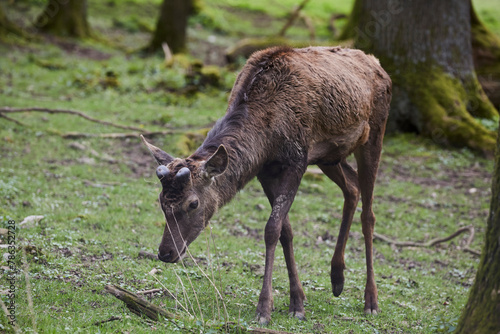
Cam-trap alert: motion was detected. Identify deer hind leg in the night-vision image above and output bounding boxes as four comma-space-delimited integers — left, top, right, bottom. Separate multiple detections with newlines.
256, 164, 305, 325
354, 126, 385, 315
318, 161, 360, 298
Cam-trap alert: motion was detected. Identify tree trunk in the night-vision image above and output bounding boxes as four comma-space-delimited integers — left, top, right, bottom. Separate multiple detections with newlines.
144, 0, 193, 54
35, 0, 92, 38
341, 0, 497, 154
471, 1, 500, 109
455, 120, 500, 333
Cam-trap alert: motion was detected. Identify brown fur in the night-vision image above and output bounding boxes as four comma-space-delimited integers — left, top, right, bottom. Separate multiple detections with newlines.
143, 46, 392, 324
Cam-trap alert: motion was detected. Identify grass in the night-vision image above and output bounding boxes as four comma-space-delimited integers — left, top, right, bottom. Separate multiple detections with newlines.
0, 0, 499, 333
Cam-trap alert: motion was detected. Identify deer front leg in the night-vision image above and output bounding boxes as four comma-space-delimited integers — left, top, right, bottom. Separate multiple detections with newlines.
280, 215, 306, 320
256, 165, 304, 325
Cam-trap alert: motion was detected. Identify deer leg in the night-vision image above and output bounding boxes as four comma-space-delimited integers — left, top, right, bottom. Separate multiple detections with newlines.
354, 129, 384, 315
318, 161, 360, 297
279, 214, 306, 320
256, 164, 304, 325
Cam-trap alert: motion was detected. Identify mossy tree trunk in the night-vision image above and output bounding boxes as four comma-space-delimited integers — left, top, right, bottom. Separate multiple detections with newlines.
35, 0, 92, 38
144, 0, 194, 54
455, 125, 500, 333
471, 1, 500, 109
341, 0, 497, 154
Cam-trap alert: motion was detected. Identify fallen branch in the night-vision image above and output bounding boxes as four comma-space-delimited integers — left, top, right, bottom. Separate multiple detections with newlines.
278, 0, 311, 38
104, 285, 175, 321
60, 130, 177, 139
0, 107, 144, 132
374, 225, 480, 256
0, 112, 28, 126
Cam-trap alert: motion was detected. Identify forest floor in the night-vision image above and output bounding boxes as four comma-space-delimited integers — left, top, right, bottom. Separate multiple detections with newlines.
0, 0, 499, 333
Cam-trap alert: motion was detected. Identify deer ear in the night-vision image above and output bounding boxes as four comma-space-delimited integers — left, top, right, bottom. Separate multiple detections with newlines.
204, 145, 228, 177
140, 135, 174, 165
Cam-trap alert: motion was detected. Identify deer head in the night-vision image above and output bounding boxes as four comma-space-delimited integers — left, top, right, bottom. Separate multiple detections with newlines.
141, 136, 228, 263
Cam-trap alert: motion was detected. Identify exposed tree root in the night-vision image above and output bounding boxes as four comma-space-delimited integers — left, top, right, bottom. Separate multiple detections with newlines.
374, 225, 480, 256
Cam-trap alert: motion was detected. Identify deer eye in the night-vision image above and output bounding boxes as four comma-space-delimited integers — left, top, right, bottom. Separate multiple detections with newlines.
189, 200, 199, 210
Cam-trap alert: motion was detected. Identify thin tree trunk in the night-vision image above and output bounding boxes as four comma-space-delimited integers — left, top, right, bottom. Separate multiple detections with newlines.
35, 0, 92, 38
144, 0, 192, 54
341, 0, 497, 154
455, 116, 500, 333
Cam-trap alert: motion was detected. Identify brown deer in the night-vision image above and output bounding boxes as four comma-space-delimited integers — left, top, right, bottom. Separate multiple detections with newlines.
141, 46, 392, 325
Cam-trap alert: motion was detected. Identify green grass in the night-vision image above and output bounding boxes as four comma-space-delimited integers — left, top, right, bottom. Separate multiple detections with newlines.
0, 0, 499, 333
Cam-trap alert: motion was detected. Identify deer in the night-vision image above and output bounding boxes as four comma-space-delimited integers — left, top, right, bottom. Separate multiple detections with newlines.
141, 46, 392, 325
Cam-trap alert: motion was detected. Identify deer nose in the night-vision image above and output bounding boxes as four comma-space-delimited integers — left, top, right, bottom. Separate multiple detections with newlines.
157, 250, 173, 263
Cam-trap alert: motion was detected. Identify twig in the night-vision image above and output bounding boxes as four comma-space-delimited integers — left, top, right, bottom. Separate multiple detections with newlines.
137, 288, 162, 295
92, 316, 122, 326
374, 225, 480, 255
299, 13, 315, 40
60, 130, 178, 139
0, 112, 28, 126
0, 107, 144, 132
278, 0, 311, 37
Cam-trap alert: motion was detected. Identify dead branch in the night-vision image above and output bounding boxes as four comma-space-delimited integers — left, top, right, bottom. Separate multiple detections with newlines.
104, 285, 175, 321
60, 130, 177, 139
299, 13, 315, 41
92, 316, 122, 326
278, 0, 311, 38
373, 225, 480, 255
0, 107, 144, 132
0, 112, 28, 126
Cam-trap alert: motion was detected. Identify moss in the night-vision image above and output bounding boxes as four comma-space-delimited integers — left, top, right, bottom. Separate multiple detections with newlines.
176, 128, 210, 156
199, 65, 222, 87
392, 66, 497, 155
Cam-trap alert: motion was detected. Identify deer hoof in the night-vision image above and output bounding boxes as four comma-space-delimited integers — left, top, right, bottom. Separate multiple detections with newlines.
289, 311, 306, 321
364, 307, 379, 315
332, 282, 344, 297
